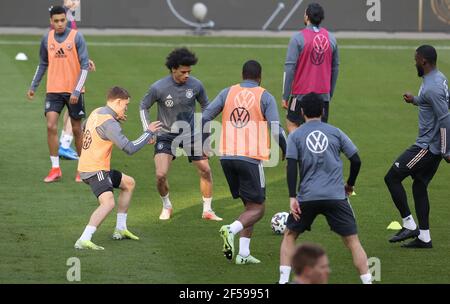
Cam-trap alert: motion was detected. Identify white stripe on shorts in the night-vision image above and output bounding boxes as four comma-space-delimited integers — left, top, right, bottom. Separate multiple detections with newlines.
258, 163, 265, 188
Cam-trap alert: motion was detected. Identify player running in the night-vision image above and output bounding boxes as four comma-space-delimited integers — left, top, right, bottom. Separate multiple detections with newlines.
75, 87, 161, 250
278, 94, 372, 284
202, 60, 287, 264
385, 45, 450, 248
27, 5, 90, 182
139, 48, 222, 221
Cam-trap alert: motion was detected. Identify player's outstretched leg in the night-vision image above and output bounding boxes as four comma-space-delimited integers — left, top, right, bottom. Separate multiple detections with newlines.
75, 191, 115, 250
193, 159, 222, 221
342, 234, 372, 284
112, 173, 139, 240
278, 228, 299, 284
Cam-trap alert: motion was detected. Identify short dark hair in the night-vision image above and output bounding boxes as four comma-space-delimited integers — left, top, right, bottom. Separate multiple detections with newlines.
107, 86, 131, 100
306, 3, 325, 26
300, 93, 324, 118
165, 48, 198, 70
242, 60, 262, 81
292, 243, 326, 275
416, 45, 437, 65
49, 5, 66, 17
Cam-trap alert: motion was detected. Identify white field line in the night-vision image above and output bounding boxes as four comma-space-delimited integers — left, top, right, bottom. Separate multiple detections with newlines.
0, 40, 449, 50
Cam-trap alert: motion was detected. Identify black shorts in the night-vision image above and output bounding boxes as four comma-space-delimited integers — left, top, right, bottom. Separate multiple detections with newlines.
154, 135, 207, 162
220, 159, 266, 204
82, 170, 122, 198
389, 145, 442, 185
286, 199, 357, 237
287, 96, 329, 125
45, 93, 86, 120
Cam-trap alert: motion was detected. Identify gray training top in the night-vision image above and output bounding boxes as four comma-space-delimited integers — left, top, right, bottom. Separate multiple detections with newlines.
286, 120, 358, 202
139, 75, 208, 139
29, 27, 89, 98
202, 80, 288, 164
412, 68, 450, 157
282, 24, 339, 102
79, 106, 153, 179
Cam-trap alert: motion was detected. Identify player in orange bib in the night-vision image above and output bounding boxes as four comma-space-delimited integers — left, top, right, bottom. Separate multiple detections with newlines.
202, 60, 287, 264
27, 5, 90, 183
75, 87, 161, 250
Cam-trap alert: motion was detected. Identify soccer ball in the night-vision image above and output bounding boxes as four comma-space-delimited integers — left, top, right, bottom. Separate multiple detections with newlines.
271, 212, 289, 235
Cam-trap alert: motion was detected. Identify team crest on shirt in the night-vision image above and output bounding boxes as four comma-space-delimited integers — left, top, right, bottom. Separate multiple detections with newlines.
164, 94, 174, 107
49, 44, 55, 51
66, 43, 73, 51
306, 130, 329, 153
186, 89, 194, 99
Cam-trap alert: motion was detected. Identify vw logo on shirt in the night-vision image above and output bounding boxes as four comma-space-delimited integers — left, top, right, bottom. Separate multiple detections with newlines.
306, 130, 329, 153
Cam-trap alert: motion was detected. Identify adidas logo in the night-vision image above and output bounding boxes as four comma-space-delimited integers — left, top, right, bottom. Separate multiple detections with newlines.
55, 48, 66, 58
166, 94, 172, 99
394, 162, 400, 168
79, 110, 84, 115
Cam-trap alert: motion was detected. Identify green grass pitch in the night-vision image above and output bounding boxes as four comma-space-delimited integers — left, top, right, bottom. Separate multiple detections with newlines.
0, 35, 449, 283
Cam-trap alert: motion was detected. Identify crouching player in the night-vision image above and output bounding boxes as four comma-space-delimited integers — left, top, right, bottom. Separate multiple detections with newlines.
75, 87, 161, 250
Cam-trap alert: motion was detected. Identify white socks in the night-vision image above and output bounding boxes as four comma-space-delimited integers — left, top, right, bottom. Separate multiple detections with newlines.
360, 273, 372, 284
419, 229, 431, 243
116, 213, 127, 231
161, 193, 172, 209
203, 197, 212, 212
50, 156, 60, 168
238, 237, 250, 257
402, 215, 417, 230
279, 266, 291, 284
229, 220, 244, 235
60, 133, 73, 149
79, 225, 96, 241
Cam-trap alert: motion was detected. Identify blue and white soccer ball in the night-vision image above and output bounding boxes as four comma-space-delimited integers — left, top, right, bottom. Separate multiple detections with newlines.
271, 212, 289, 235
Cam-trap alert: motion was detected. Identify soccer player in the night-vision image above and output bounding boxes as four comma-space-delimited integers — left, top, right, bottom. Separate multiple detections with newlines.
57, 0, 97, 161
202, 60, 287, 264
282, 2, 339, 133
385, 45, 450, 249
279, 94, 372, 284
75, 87, 162, 250
139, 48, 222, 221
27, 5, 90, 182
291, 243, 330, 284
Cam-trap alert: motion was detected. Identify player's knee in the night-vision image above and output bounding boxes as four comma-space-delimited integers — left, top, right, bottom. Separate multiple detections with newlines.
199, 166, 212, 180
100, 198, 115, 211
283, 228, 298, 240
156, 172, 167, 183
46, 122, 57, 134
412, 179, 427, 191
384, 169, 398, 186
125, 177, 136, 191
